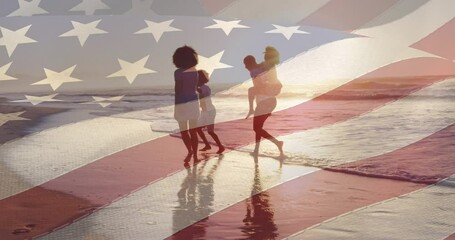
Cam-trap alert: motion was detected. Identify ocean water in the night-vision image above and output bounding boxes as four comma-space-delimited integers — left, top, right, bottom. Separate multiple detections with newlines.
2, 77, 455, 184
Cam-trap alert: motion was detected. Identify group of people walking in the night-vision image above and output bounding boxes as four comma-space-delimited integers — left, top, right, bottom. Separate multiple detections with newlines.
172, 45, 284, 163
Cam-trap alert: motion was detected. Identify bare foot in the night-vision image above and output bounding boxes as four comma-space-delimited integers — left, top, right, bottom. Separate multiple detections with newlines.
193, 153, 199, 162
217, 145, 225, 154
200, 145, 211, 151
245, 109, 255, 119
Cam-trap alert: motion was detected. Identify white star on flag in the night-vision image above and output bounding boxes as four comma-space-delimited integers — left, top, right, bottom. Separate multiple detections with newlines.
265, 24, 309, 40
70, 0, 110, 15
0, 25, 37, 57
205, 19, 250, 36
135, 19, 181, 42
197, 51, 232, 76
11, 94, 62, 106
7, 0, 48, 17
107, 55, 156, 84
86, 95, 124, 108
32, 65, 82, 91
0, 62, 16, 81
0, 111, 28, 127
60, 20, 108, 46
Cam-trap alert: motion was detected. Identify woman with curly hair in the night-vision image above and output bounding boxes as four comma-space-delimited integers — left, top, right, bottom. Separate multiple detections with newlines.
172, 45, 204, 162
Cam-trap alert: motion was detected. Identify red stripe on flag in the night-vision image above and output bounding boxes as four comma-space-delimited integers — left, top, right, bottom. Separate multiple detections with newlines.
0, 57, 454, 239
445, 233, 455, 240
299, 0, 399, 31
169, 123, 455, 239
328, 120, 455, 183
411, 18, 455, 60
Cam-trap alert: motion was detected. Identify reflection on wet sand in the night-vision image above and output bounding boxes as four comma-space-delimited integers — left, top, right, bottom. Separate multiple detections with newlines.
171, 153, 281, 239
241, 162, 278, 239
172, 156, 223, 239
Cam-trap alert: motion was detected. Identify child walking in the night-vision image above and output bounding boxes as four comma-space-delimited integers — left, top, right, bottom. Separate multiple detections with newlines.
196, 75, 225, 154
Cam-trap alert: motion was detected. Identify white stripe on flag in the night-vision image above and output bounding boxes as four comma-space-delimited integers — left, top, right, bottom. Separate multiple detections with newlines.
220, 37, 434, 100
215, 0, 330, 24
0, 117, 156, 199
354, 0, 455, 46
271, 38, 435, 90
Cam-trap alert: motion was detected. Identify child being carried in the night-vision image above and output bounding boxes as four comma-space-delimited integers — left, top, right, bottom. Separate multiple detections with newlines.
243, 55, 282, 119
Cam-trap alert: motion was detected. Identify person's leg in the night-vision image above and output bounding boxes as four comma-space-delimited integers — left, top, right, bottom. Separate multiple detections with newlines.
178, 121, 193, 158
207, 110, 224, 154
189, 119, 199, 161
197, 127, 211, 151
246, 87, 257, 119
253, 114, 267, 155
254, 98, 283, 156
258, 125, 284, 156
198, 112, 211, 151
257, 115, 276, 142
207, 127, 224, 154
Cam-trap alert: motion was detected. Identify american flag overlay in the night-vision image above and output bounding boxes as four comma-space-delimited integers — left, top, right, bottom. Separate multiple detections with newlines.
1, 0, 455, 239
